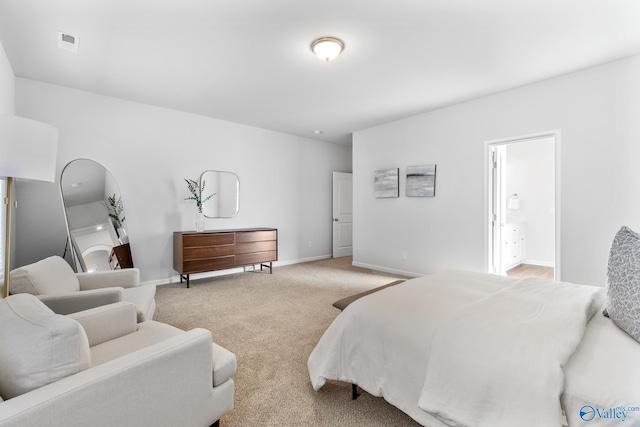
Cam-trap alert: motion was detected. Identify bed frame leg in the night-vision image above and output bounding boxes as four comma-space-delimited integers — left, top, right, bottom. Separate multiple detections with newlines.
351, 384, 358, 400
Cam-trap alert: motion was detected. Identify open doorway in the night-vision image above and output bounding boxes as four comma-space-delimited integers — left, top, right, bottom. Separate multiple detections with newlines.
487, 132, 559, 280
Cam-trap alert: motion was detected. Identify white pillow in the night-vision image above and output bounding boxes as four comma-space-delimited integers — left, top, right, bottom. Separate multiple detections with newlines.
0, 294, 90, 399
606, 226, 640, 343
10, 256, 80, 295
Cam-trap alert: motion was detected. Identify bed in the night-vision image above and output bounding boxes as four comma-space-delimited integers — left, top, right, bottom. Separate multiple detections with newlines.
308, 270, 640, 427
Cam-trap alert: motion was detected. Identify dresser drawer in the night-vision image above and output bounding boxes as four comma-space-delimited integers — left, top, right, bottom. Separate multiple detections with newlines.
235, 250, 277, 265
183, 233, 235, 247
236, 241, 277, 254
184, 245, 235, 260
183, 256, 235, 273
236, 230, 277, 243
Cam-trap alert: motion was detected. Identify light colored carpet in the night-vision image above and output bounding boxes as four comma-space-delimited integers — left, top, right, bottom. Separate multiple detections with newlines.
155, 257, 421, 427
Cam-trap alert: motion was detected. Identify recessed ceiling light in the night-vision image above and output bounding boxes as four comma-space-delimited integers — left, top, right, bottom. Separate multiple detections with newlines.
311, 37, 344, 61
71, 182, 82, 188
312, 130, 323, 135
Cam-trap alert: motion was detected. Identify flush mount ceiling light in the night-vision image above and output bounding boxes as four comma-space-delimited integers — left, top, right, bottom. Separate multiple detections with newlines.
311, 37, 344, 61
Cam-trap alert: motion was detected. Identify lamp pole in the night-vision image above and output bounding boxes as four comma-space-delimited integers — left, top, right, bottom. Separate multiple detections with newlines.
3, 177, 13, 298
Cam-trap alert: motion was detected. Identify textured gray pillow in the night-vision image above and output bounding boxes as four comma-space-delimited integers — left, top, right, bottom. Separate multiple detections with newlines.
606, 226, 640, 342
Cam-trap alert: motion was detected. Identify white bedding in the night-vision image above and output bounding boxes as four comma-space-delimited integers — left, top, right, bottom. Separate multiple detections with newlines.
308, 270, 640, 427
563, 309, 640, 426
417, 275, 601, 427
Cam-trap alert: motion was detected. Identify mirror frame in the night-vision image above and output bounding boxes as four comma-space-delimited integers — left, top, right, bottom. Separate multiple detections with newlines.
200, 170, 240, 218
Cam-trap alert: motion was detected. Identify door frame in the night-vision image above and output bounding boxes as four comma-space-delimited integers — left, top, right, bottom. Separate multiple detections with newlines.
484, 130, 562, 280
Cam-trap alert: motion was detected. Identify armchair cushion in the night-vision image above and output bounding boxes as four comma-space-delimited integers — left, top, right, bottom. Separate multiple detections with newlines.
90, 321, 185, 366
122, 285, 156, 322
77, 268, 140, 290
0, 294, 90, 399
68, 302, 138, 347
10, 256, 79, 295
38, 287, 123, 315
211, 342, 237, 387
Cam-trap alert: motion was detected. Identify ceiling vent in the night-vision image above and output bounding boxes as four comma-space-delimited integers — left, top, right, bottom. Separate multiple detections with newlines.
57, 31, 79, 53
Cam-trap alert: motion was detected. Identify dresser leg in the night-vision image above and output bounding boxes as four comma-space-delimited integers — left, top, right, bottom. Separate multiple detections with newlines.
259, 262, 273, 274
178, 274, 190, 288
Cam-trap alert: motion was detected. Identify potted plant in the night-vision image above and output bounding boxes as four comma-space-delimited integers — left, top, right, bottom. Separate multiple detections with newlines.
185, 178, 215, 232
103, 194, 128, 242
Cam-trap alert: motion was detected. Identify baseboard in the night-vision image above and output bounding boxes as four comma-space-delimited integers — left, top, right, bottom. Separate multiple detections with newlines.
522, 259, 555, 268
276, 254, 332, 266
351, 261, 422, 278
144, 255, 334, 287
143, 277, 174, 287
147, 267, 248, 287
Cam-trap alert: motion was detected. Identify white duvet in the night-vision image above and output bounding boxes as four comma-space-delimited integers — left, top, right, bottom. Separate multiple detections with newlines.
308, 270, 606, 427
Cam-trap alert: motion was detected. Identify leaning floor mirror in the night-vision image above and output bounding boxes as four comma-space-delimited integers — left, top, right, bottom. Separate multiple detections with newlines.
60, 159, 133, 272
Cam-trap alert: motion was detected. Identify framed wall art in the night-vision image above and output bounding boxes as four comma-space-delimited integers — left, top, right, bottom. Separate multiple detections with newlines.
406, 164, 436, 197
374, 168, 399, 198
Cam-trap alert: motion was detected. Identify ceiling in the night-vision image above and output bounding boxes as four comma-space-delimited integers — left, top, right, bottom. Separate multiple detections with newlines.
1, 1, 639, 145
60, 159, 109, 208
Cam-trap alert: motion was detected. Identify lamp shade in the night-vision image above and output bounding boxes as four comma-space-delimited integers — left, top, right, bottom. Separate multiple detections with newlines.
0, 114, 59, 182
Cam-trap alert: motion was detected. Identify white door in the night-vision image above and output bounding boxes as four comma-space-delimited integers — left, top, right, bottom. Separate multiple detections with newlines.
332, 172, 353, 258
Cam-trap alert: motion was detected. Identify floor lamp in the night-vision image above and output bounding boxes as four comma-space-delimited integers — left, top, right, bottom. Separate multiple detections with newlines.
0, 114, 58, 298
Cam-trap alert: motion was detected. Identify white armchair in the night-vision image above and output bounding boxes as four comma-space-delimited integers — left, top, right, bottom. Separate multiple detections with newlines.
0, 293, 236, 427
9, 255, 155, 322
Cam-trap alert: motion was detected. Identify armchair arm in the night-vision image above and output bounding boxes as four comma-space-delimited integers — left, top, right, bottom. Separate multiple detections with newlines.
76, 268, 140, 291
0, 329, 225, 427
68, 302, 137, 347
37, 288, 123, 315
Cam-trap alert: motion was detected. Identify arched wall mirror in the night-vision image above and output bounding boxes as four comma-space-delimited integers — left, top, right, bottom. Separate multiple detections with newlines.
200, 170, 240, 218
60, 159, 133, 272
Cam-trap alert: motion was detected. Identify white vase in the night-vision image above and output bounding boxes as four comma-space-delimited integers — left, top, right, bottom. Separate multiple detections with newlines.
195, 212, 205, 232
118, 227, 129, 244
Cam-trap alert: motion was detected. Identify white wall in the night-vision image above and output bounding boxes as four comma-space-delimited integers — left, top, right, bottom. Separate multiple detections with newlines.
0, 40, 14, 115
67, 201, 109, 230
0, 40, 15, 282
353, 54, 640, 287
505, 139, 555, 266
14, 78, 352, 283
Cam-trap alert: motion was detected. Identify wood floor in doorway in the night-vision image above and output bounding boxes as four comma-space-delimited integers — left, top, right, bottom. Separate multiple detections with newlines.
507, 263, 554, 280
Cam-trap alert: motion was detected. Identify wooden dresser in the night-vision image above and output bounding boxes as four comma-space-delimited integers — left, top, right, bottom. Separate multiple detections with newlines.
173, 228, 278, 287
109, 243, 134, 269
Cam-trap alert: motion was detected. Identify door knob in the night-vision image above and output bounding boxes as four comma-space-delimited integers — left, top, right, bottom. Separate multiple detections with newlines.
333, 218, 339, 222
